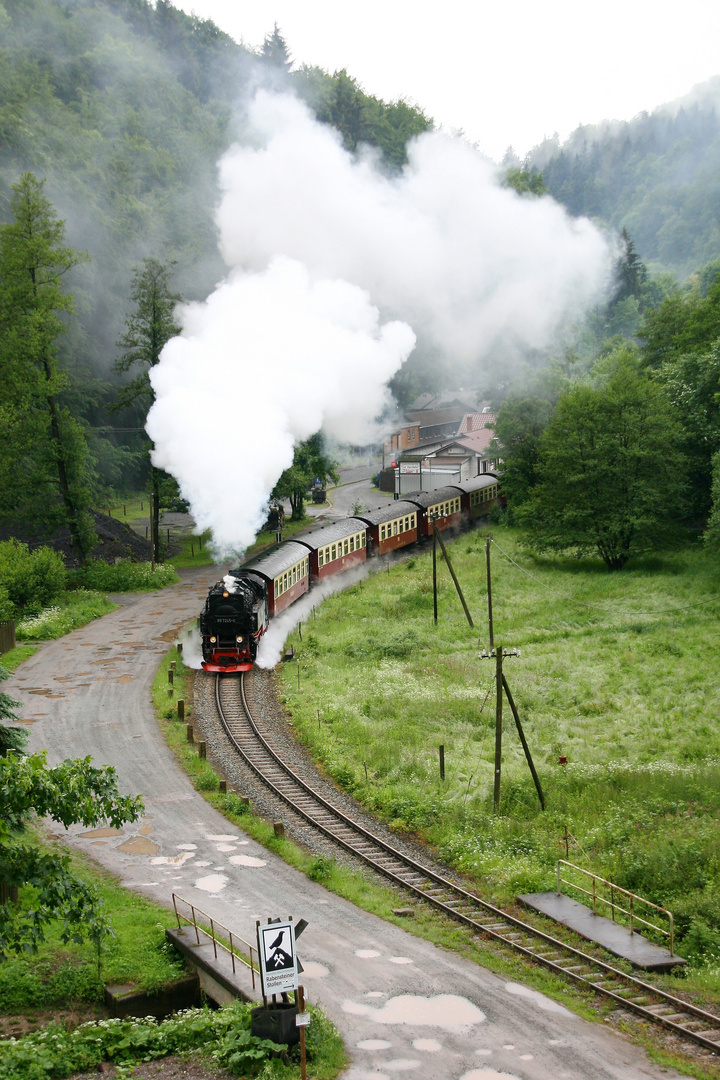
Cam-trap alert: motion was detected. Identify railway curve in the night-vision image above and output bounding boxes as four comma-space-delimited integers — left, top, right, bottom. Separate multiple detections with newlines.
213, 670, 720, 1060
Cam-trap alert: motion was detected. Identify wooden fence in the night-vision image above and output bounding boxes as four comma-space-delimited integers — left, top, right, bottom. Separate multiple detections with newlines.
0, 621, 16, 656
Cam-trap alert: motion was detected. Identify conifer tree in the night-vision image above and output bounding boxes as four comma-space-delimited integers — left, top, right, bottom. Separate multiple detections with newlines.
0, 174, 95, 566
114, 259, 181, 563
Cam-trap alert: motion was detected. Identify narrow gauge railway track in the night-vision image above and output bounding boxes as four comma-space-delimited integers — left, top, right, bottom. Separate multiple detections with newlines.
216, 672, 720, 1059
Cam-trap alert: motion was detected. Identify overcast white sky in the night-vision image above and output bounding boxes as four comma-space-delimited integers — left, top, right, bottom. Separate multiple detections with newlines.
172, 0, 720, 161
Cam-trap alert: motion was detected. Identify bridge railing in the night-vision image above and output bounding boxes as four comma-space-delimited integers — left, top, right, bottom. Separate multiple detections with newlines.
172, 893, 258, 989
557, 860, 674, 955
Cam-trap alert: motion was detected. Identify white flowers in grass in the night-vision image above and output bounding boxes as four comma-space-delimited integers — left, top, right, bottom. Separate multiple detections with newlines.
16, 607, 61, 637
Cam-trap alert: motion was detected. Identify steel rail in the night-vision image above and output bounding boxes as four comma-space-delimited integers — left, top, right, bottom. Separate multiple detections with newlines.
214, 673, 720, 1057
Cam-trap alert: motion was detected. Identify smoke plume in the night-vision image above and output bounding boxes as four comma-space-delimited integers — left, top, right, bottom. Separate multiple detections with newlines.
256, 564, 369, 669
146, 90, 610, 553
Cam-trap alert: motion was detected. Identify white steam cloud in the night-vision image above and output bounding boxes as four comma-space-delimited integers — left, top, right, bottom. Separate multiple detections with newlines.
147, 90, 610, 552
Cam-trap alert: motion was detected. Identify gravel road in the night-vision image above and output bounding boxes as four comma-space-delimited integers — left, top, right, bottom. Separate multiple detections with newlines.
7, 567, 689, 1080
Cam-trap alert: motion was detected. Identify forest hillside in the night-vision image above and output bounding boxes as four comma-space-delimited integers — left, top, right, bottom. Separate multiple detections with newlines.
522, 78, 720, 278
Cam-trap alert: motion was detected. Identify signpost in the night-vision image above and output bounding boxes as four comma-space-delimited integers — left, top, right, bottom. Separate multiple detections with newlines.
254, 917, 310, 1078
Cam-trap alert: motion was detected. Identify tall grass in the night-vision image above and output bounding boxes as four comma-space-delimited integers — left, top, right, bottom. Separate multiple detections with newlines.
278, 527, 720, 990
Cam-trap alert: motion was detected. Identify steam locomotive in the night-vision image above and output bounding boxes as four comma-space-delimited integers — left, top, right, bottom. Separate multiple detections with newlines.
200, 474, 499, 672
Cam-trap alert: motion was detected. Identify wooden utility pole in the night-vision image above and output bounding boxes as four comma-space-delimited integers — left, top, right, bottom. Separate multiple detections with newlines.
494, 643, 503, 812
486, 538, 494, 648
434, 524, 474, 628
502, 675, 545, 810
432, 520, 438, 625
150, 491, 156, 573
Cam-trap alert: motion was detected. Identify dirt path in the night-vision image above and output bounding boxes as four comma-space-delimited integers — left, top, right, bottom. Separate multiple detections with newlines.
7, 567, 687, 1080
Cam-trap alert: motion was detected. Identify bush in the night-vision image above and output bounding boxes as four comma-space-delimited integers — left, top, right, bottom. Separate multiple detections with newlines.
0, 541, 67, 615
0, 1001, 342, 1080
0, 586, 13, 624
15, 591, 115, 641
76, 559, 178, 592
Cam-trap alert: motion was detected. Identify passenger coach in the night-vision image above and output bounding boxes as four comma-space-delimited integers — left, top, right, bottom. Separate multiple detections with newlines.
451, 474, 499, 520
356, 501, 419, 555
240, 542, 310, 617
295, 518, 368, 581
404, 486, 464, 536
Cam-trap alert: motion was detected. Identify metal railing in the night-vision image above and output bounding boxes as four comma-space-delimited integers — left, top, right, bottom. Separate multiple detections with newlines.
172, 893, 258, 989
557, 860, 675, 955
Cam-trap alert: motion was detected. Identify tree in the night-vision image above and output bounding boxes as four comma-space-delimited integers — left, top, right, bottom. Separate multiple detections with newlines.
0, 174, 95, 565
271, 434, 339, 521
491, 396, 556, 509
652, 342, 720, 520
502, 168, 547, 196
704, 450, 720, 552
0, 665, 27, 759
260, 24, 292, 73
114, 259, 181, 564
613, 228, 647, 304
0, 751, 143, 953
519, 354, 687, 569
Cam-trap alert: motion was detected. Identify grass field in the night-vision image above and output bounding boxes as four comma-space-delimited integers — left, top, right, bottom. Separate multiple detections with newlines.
275, 526, 720, 993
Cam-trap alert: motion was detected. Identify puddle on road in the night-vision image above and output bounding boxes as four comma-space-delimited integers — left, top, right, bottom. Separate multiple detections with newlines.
357, 1040, 392, 1051
355, 949, 380, 959
206, 834, 239, 842
138, 825, 153, 835
116, 674, 134, 683
194, 874, 228, 893
412, 1039, 441, 1052
80, 827, 124, 838
225, 852, 265, 866
117, 836, 160, 855
388, 957, 413, 965
300, 962, 329, 978
177, 844, 197, 850
28, 690, 65, 697
382, 1061, 420, 1072
342, 995, 486, 1031
151, 852, 195, 867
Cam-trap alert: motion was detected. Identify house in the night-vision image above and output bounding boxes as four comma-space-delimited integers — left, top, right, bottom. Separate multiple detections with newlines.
382, 403, 498, 496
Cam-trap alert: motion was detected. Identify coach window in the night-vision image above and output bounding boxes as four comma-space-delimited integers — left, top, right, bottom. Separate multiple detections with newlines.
361, 532, 366, 546
350, 535, 355, 552
344, 539, 349, 555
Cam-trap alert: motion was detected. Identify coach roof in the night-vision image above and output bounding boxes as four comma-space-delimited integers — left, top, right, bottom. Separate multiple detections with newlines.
293, 518, 367, 552
238, 541, 310, 580
355, 501, 420, 527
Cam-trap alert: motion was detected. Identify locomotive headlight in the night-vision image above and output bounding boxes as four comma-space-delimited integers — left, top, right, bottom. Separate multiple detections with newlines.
210, 636, 216, 643
223, 591, 229, 597
236, 636, 243, 642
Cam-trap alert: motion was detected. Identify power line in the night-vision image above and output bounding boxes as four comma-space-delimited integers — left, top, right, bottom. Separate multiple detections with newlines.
489, 538, 720, 617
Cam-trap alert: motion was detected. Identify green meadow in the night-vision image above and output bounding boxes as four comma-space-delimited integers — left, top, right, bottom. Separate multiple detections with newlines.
277, 527, 720, 994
